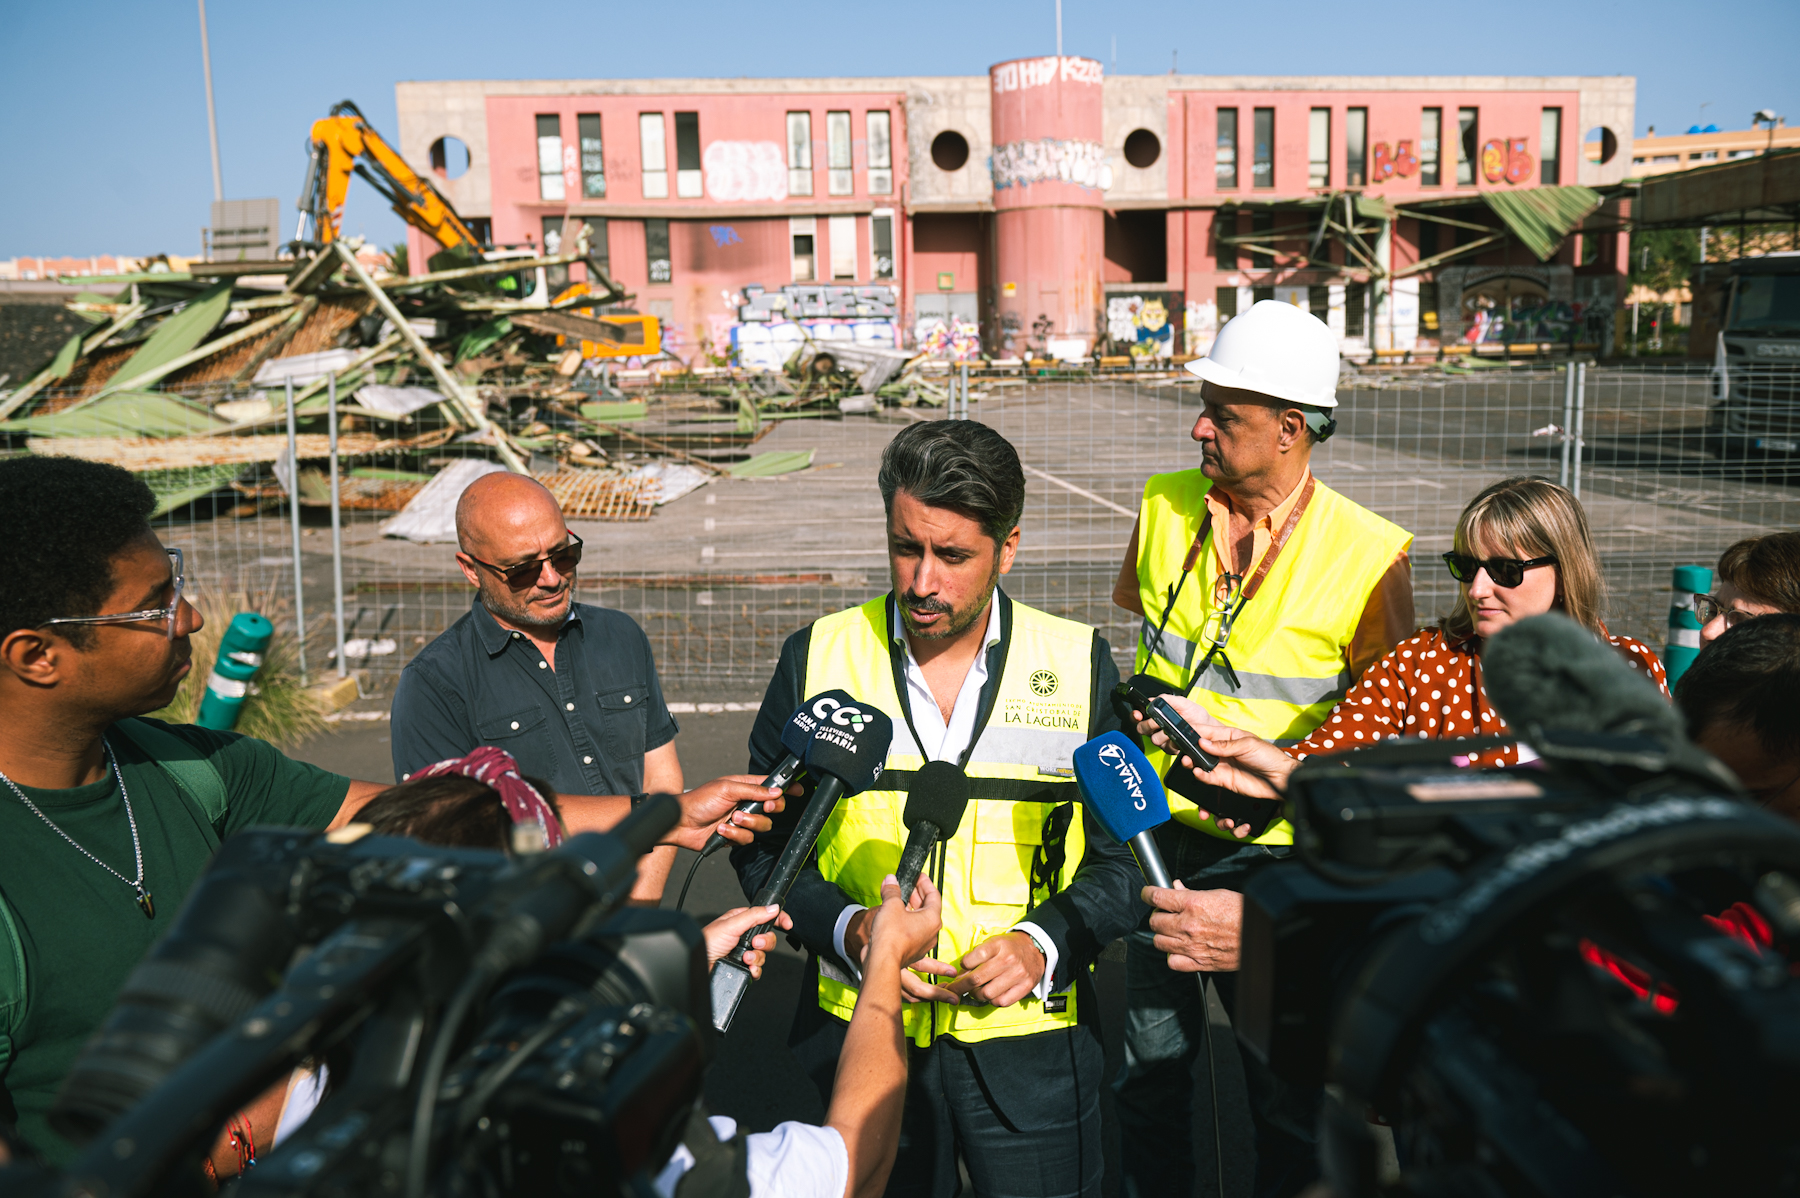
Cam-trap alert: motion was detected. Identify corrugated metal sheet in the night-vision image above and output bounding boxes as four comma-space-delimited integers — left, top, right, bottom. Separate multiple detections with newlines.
1635, 147, 1800, 227
1480, 186, 1603, 261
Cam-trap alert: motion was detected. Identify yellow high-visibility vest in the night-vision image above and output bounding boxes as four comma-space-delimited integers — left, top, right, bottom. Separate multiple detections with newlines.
804, 593, 1096, 1047
1134, 469, 1411, 844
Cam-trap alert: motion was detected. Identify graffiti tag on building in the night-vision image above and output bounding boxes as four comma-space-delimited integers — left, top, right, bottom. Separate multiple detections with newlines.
1480, 138, 1535, 185
992, 138, 1113, 191
1370, 140, 1421, 180
992, 56, 1103, 95
703, 141, 788, 203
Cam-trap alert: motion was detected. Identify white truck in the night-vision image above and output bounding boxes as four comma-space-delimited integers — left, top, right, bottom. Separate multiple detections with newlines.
1711, 252, 1800, 455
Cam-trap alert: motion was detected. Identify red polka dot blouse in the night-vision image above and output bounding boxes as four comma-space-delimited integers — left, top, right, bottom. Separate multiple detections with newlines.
1286, 625, 1670, 767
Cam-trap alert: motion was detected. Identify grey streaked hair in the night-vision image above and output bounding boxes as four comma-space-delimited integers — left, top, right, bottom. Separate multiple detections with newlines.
877, 420, 1026, 545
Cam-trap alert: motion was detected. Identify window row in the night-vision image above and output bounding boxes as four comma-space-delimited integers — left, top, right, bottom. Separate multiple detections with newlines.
533, 214, 897, 285
1213, 105, 1564, 191
533, 111, 894, 202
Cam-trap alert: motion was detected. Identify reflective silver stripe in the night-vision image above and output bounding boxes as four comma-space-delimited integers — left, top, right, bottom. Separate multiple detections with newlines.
967, 726, 1088, 773
1191, 661, 1350, 708
1140, 617, 1198, 671
819, 956, 860, 989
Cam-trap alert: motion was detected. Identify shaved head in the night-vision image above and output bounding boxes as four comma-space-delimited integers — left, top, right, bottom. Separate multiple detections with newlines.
454, 472, 578, 633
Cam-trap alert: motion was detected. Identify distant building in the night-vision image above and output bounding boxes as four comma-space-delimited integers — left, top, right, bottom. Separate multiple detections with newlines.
1630, 122, 1798, 177
396, 66, 1635, 361
0, 255, 146, 281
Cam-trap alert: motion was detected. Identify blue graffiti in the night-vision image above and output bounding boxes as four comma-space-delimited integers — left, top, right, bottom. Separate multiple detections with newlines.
709, 225, 742, 247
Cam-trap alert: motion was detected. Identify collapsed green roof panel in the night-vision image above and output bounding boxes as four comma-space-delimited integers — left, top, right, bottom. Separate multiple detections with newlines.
112, 281, 233, 385
2, 392, 226, 439
1479, 185, 1603, 261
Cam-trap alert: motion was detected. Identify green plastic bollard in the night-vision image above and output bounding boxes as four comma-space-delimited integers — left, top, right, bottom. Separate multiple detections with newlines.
197, 612, 275, 730
1665, 564, 1713, 686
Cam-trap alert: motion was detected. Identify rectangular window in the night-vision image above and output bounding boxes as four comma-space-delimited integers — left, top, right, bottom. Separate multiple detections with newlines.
674, 111, 701, 198
1346, 107, 1368, 187
1216, 285, 1239, 321
1419, 279, 1439, 332
645, 218, 671, 284
1418, 218, 1440, 262
790, 216, 816, 281
871, 209, 894, 279
1252, 108, 1274, 189
1420, 108, 1442, 186
588, 218, 609, 274
1215, 211, 1237, 269
639, 113, 667, 199
1308, 108, 1331, 188
1308, 285, 1330, 324
1250, 211, 1273, 269
828, 214, 857, 279
867, 111, 893, 195
536, 114, 564, 202
1215, 108, 1238, 189
1252, 285, 1275, 304
542, 216, 569, 294
1457, 107, 1479, 186
787, 112, 813, 197
578, 114, 605, 199
827, 111, 853, 196
1346, 283, 1366, 338
1540, 107, 1562, 185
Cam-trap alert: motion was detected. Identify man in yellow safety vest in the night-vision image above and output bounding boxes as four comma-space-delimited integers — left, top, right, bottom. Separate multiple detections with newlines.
737, 420, 1143, 1197
1110, 300, 1414, 1198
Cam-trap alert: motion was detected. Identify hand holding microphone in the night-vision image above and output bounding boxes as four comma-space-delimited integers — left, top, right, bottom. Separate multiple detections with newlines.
695, 692, 846, 859
895, 761, 972, 902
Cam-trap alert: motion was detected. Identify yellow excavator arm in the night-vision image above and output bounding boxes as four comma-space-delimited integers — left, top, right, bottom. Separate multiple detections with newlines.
297, 100, 485, 254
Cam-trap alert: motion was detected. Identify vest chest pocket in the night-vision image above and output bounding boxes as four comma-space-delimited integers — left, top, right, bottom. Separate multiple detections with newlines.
477, 707, 548, 746
967, 798, 1047, 908
597, 686, 647, 761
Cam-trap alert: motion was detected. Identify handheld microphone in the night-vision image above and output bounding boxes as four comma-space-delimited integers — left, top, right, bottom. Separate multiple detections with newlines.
711, 695, 894, 1031
895, 761, 972, 902
695, 691, 848, 860
1075, 731, 1175, 889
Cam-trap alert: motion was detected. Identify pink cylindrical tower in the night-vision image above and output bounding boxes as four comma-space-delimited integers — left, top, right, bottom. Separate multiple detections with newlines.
989, 55, 1108, 357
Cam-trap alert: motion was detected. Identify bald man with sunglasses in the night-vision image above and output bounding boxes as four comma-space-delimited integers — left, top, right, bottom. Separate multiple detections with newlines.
391, 473, 783, 898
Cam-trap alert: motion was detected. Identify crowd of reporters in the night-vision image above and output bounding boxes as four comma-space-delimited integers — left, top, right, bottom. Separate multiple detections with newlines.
1, 297, 1798, 1197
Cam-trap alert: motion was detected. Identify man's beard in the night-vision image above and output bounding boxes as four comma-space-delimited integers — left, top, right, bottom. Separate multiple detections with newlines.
898, 562, 1000, 641
481, 577, 572, 632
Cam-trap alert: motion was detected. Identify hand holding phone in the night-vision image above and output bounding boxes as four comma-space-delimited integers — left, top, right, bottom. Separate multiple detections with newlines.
1147, 695, 1219, 773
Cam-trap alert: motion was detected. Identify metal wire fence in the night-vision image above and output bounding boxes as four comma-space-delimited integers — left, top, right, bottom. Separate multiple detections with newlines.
18, 361, 1797, 700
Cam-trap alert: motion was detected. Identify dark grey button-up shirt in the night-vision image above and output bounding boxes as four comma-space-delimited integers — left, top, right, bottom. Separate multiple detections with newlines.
390, 599, 678, 798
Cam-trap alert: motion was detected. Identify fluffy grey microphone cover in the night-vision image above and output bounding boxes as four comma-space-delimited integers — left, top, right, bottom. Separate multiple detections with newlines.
1483, 613, 1683, 741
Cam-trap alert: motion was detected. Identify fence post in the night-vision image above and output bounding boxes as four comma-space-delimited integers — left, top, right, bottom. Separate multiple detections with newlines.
1559, 364, 1575, 488
960, 361, 970, 419
1666, 565, 1713, 685
284, 377, 308, 684
328, 373, 348, 679
1571, 362, 1587, 498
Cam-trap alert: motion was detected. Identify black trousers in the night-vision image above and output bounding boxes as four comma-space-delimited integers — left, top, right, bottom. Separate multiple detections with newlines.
790, 964, 1106, 1198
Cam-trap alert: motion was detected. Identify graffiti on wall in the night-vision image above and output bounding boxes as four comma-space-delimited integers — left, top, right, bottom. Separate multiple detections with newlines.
703, 141, 789, 203
991, 55, 1103, 94
727, 283, 899, 371
991, 139, 1113, 192
1106, 295, 1176, 360
1480, 138, 1535, 185
737, 283, 897, 323
1370, 140, 1421, 180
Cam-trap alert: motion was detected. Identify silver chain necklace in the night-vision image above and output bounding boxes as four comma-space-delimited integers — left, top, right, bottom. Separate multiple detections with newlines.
0, 740, 154, 919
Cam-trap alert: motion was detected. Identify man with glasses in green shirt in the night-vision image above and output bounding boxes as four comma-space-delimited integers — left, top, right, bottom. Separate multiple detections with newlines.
0, 458, 779, 1166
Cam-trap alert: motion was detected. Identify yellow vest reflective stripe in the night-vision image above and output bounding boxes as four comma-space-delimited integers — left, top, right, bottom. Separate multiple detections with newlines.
803, 594, 1095, 1048
1134, 470, 1411, 844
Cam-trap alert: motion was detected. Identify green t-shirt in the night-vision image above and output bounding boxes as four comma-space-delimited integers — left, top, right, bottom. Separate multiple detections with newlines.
0, 719, 350, 1166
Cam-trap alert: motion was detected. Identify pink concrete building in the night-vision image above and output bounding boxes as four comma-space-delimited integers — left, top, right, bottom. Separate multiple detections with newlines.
395, 67, 1635, 362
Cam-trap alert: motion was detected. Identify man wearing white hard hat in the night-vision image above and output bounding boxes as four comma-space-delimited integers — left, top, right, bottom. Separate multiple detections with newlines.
1108, 300, 1413, 1198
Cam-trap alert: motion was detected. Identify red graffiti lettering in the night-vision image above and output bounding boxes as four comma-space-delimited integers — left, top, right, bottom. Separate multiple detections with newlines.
1371, 142, 1395, 180
1505, 138, 1534, 184
1393, 139, 1420, 178
1481, 139, 1508, 183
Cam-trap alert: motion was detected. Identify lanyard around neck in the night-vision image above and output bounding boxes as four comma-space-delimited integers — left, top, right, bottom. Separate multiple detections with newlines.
1149, 475, 1317, 691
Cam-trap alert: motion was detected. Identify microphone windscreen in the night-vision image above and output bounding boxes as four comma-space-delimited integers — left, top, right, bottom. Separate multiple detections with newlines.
782, 689, 853, 761
903, 760, 972, 837
1484, 614, 1683, 742
1075, 731, 1171, 844
803, 695, 895, 794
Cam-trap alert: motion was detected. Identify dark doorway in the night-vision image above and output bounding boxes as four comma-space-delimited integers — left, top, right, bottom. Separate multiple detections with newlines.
1104, 210, 1168, 284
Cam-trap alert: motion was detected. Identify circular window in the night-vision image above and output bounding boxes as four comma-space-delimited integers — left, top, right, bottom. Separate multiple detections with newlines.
1124, 129, 1161, 169
1584, 126, 1618, 166
931, 130, 970, 172
429, 135, 470, 180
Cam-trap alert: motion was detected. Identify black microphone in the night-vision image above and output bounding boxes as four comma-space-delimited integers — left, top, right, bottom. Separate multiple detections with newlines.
895, 761, 972, 902
711, 695, 894, 1031
695, 691, 848, 859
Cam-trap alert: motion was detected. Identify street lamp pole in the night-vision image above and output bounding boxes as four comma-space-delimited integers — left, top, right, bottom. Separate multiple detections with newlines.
198, 0, 223, 204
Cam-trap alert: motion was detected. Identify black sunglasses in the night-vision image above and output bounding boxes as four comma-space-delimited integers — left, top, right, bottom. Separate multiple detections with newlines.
1441, 551, 1557, 589
466, 531, 584, 590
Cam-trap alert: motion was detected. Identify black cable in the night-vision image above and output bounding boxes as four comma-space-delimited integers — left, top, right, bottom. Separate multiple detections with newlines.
1202, 976, 1225, 1198
405, 969, 490, 1198
674, 842, 721, 911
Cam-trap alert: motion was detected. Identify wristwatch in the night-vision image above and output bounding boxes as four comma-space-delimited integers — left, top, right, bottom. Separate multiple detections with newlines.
629, 792, 648, 810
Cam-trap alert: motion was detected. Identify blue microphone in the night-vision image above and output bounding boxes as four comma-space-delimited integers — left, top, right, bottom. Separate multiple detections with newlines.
1075, 731, 1175, 889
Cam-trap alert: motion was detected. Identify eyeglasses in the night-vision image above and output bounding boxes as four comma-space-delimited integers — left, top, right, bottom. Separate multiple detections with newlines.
464, 531, 584, 591
39, 548, 186, 641
1694, 594, 1762, 629
1442, 551, 1557, 589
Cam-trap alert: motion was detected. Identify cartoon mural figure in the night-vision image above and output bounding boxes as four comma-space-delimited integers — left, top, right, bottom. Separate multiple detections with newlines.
921, 316, 982, 361
1106, 295, 1174, 360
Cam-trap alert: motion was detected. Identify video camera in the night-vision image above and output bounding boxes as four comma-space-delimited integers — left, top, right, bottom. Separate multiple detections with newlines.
1239, 731, 1800, 1197
1, 797, 710, 1198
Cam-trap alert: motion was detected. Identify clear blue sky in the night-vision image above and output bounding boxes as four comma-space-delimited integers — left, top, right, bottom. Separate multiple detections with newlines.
3, 0, 1794, 259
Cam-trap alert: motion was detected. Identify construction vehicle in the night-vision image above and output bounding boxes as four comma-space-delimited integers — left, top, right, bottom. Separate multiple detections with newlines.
289, 100, 657, 360
1707, 252, 1800, 456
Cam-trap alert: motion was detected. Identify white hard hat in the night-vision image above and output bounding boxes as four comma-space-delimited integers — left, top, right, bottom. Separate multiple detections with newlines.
1184, 299, 1340, 409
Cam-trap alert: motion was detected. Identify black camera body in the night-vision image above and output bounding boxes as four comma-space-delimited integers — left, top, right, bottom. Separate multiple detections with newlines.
1239, 738, 1800, 1197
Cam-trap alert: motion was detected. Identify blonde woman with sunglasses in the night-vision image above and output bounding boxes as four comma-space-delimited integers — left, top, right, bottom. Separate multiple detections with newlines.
1139, 477, 1670, 836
